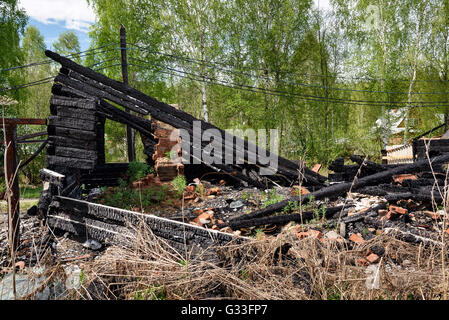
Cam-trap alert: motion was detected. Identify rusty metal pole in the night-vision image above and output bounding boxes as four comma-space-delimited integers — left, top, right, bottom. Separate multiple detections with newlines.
120, 24, 136, 162
4, 124, 20, 251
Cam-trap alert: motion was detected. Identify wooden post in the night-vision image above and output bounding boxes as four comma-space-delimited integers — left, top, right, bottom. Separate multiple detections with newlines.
120, 24, 136, 162
4, 124, 20, 251
1, 118, 46, 251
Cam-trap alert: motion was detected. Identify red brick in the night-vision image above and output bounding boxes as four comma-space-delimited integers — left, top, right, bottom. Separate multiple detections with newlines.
382, 211, 398, 220
393, 174, 418, 184
366, 253, 380, 264
207, 187, 222, 195
297, 229, 323, 240
423, 210, 440, 220
290, 186, 310, 196
357, 258, 369, 266
349, 233, 365, 245
389, 205, 408, 215
312, 164, 322, 173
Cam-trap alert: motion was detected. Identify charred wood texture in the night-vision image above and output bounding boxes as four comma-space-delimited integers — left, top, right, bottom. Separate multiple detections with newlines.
223, 205, 345, 229
47, 196, 243, 250
45, 49, 325, 188
237, 153, 449, 221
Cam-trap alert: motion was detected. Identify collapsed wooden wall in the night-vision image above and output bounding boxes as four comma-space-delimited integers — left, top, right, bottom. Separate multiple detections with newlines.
44, 49, 327, 189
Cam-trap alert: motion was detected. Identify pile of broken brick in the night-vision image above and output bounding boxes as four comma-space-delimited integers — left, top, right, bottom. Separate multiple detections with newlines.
168, 154, 449, 267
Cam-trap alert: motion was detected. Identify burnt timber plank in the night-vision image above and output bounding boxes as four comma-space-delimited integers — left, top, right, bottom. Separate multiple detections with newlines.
48, 135, 96, 151
48, 115, 96, 131
47, 212, 131, 245
39, 168, 65, 187
61, 68, 149, 115
235, 152, 449, 221
45, 50, 324, 186
51, 105, 97, 121
48, 126, 96, 141
47, 155, 95, 170
49, 95, 97, 110
53, 196, 242, 246
51, 146, 97, 161
55, 73, 148, 115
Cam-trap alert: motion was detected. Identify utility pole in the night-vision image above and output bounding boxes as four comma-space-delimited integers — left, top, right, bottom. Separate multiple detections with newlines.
120, 24, 136, 162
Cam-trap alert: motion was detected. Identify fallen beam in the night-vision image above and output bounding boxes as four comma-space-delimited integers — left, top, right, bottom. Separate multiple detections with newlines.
235, 153, 449, 221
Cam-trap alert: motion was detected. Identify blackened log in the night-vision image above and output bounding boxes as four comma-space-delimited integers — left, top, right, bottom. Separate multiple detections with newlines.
328, 157, 345, 172
364, 216, 441, 245
54, 73, 148, 115
384, 192, 443, 204
51, 83, 90, 99
45, 50, 324, 187
401, 178, 445, 188
61, 68, 149, 116
47, 145, 98, 161
39, 168, 66, 187
47, 155, 95, 170
47, 211, 131, 244
222, 205, 346, 229
235, 153, 449, 221
48, 135, 96, 151
341, 203, 386, 224
349, 155, 386, 172
52, 196, 243, 247
48, 115, 96, 131
48, 126, 96, 141
356, 184, 412, 197
49, 95, 97, 110
51, 105, 97, 121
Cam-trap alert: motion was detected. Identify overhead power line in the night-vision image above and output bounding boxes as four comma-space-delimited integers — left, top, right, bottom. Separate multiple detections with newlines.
0, 59, 122, 93
0, 43, 119, 73
128, 43, 449, 86
127, 57, 449, 108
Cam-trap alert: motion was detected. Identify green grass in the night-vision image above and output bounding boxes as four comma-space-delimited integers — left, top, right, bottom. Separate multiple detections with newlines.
20, 185, 43, 199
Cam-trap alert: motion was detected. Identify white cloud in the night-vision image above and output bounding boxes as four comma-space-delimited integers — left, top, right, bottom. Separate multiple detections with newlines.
18, 0, 96, 33
313, 0, 331, 10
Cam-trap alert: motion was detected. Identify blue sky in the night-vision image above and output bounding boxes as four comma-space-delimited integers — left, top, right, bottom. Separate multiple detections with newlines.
18, 0, 96, 52
18, 0, 330, 54
27, 18, 92, 52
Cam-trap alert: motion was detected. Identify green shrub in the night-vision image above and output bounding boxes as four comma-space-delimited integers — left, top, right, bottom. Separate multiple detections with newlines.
262, 189, 283, 208
171, 175, 186, 198
126, 161, 149, 183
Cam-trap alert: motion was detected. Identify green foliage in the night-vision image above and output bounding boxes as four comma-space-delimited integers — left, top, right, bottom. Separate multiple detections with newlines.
241, 191, 254, 201
52, 31, 81, 62
261, 189, 284, 208
99, 184, 169, 211
133, 286, 166, 300
283, 200, 300, 213
171, 175, 186, 198
126, 161, 149, 183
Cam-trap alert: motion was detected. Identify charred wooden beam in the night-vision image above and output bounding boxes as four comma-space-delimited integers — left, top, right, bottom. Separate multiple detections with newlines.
222, 205, 346, 230
49, 196, 244, 248
55, 72, 148, 115
45, 50, 324, 188
48, 126, 96, 141
48, 115, 96, 131
47, 135, 96, 151
39, 168, 65, 187
47, 155, 95, 170
236, 153, 449, 221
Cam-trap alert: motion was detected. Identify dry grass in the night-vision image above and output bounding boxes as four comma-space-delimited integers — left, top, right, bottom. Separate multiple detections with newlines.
71, 222, 449, 300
